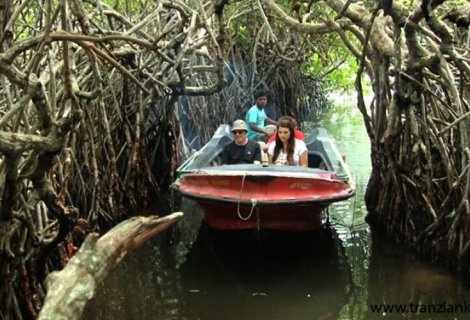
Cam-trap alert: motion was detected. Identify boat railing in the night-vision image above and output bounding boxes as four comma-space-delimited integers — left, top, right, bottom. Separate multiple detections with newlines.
177, 124, 232, 175
305, 127, 353, 184
176, 124, 354, 188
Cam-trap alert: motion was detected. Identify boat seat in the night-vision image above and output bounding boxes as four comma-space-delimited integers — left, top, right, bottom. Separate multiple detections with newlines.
210, 155, 222, 166
258, 141, 269, 164
308, 151, 327, 169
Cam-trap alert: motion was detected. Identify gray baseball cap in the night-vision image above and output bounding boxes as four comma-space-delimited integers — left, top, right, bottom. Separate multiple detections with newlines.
231, 120, 248, 132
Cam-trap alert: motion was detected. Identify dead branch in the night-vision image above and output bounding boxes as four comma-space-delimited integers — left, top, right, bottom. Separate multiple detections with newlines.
38, 212, 183, 320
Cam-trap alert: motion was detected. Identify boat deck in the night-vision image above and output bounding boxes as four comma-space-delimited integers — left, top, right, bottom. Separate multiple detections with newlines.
195, 164, 333, 177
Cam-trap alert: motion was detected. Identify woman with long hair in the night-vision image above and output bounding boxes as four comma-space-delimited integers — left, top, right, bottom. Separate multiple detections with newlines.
267, 116, 308, 167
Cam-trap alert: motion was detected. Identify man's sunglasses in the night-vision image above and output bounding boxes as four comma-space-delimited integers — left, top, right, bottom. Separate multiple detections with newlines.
232, 130, 246, 134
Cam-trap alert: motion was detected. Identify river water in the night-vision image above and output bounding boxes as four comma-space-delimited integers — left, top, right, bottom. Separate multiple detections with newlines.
82, 104, 470, 320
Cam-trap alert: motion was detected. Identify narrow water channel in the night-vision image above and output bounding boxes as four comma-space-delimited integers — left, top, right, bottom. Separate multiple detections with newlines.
82, 103, 470, 320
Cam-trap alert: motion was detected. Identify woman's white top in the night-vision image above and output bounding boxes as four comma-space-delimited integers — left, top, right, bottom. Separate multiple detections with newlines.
267, 138, 308, 165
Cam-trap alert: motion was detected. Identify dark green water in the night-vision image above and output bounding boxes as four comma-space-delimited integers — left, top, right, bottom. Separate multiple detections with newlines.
82, 104, 470, 320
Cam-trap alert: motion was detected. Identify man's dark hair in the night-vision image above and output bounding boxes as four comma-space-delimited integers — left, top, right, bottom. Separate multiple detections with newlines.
254, 90, 268, 100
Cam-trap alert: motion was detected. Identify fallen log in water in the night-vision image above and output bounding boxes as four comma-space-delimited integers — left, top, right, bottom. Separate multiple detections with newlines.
37, 212, 183, 320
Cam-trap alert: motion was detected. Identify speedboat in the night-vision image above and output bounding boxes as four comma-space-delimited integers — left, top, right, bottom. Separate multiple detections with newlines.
172, 125, 355, 231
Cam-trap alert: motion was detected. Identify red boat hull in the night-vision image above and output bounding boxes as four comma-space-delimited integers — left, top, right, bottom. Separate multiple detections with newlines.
177, 166, 355, 231
198, 200, 330, 231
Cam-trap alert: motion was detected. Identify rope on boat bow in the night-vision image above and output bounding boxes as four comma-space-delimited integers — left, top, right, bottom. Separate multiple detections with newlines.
237, 174, 257, 221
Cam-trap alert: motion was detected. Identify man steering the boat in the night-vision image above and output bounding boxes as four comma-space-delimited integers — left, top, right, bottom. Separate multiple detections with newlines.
245, 90, 278, 142
221, 120, 262, 165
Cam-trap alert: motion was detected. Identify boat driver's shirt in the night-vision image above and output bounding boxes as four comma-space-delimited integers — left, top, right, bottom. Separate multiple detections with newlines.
221, 140, 262, 165
267, 139, 308, 165
246, 105, 267, 140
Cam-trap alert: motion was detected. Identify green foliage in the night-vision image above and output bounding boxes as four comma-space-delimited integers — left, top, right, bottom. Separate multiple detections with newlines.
223, 0, 364, 94
230, 25, 251, 47
446, 210, 456, 219
14, 1, 44, 40
322, 100, 363, 127
100, 0, 157, 17
301, 45, 359, 94
396, 0, 421, 10
396, 0, 467, 12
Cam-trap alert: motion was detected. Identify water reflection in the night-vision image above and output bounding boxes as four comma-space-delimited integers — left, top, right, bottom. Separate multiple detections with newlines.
82, 206, 354, 320
363, 235, 470, 320
81, 228, 187, 320
180, 224, 353, 320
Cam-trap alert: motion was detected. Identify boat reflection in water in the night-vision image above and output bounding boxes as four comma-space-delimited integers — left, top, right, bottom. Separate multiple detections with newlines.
81, 199, 353, 320
180, 223, 353, 320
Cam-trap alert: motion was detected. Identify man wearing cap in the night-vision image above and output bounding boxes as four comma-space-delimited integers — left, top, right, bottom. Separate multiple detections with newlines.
221, 120, 262, 165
